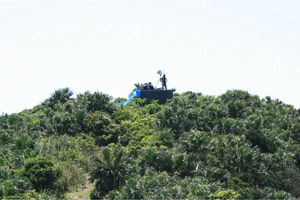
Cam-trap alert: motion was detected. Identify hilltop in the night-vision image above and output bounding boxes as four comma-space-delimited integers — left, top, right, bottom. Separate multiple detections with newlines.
1, 88, 300, 199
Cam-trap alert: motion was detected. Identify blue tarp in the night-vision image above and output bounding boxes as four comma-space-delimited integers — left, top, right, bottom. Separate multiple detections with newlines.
117, 90, 141, 107
136, 90, 141, 98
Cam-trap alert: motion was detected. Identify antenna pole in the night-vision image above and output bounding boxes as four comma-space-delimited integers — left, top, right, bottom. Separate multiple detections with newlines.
155, 78, 161, 89
156, 69, 163, 89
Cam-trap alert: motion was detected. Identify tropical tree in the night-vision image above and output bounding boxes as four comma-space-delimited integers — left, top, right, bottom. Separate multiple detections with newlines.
89, 146, 129, 198
43, 87, 74, 109
129, 83, 144, 97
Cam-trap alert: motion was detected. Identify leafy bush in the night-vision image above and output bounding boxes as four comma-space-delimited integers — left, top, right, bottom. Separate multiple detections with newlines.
209, 189, 240, 200
112, 109, 133, 124
0, 175, 31, 198
76, 133, 95, 153
83, 111, 119, 145
2, 191, 38, 200
119, 116, 154, 149
21, 157, 62, 192
0, 130, 12, 145
106, 170, 220, 199
7, 114, 23, 129
262, 151, 300, 197
179, 130, 210, 153
144, 100, 162, 114
225, 174, 255, 199
254, 187, 296, 200
139, 147, 201, 178
42, 87, 74, 109
76, 91, 115, 114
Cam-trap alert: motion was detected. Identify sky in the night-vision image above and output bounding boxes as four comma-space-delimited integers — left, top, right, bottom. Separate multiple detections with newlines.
1, 0, 300, 114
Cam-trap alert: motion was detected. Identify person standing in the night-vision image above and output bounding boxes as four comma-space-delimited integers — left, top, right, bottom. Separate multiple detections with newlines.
161, 74, 167, 90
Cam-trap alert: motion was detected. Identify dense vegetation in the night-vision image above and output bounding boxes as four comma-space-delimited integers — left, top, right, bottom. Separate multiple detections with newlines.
1, 87, 300, 199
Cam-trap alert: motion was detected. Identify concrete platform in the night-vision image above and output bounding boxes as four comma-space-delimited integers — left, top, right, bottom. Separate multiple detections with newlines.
139, 89, 173, 105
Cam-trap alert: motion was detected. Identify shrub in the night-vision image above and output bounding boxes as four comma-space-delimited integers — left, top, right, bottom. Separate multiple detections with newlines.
179, 130, 210, 153
225, 174, 255, 199
3, 191, 39, 200
254, 187, 295, 199
76, 133, 95, 153
76, 91, 115, 114
106, 171, 220, 199
21, 157, 62, 192
112, 109, 133, 124
83, 111, 119, 145
209, 189, 240, 200
0, 178, 32, 198
144, 100, 162, 114
42, 87, 74, 109
139, 147, 201, 178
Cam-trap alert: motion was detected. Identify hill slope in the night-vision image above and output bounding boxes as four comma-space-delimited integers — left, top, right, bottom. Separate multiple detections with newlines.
1, 88, 300, 199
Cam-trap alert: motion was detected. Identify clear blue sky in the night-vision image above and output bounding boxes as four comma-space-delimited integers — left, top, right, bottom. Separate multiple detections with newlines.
1, 0, 300, 114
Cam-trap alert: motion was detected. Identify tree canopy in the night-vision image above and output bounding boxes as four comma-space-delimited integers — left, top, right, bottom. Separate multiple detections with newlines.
1, 88, 300, 199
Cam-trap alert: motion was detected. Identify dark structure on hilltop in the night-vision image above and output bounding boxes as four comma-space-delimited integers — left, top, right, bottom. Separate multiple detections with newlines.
117, 70, 173, 107
117, 89, 173, 107
140, 89, 173, 105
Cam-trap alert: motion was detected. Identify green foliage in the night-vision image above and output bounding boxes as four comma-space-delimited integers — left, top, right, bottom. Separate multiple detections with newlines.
8, 114, 23, 129
76, 133, 95, 153
106, 170, 220, 199
0, 113, 9, 129
144, 100, 162, 114
254, 187, 295, 199
156, 93, 227, 137
48, 111, 80, 136
209, 189, 240, 200
262, 151, 300, 197
129, 83, 144, 97
57, 162, 86, 192
76, 91, 115, 114
21, 157, 62, 192
179, 130, 210, 153
220, 90, 256, 119
38, 134, 94, 172
139, 147, 201, 178
2, 88, 300, 199
225, 174, 255, 199
225, 143, 265, 183
0, 175, 32, 198
112, 109, 133, 124
119, 115, 154, 152
89, 146, 129, 198
83, 111, 119, 145
43, 87, 74, 109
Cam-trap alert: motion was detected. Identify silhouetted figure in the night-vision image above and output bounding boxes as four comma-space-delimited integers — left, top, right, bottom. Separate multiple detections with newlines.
149, 82, 154, 89
143, 83, 148, 90
161, 74, 167, 90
